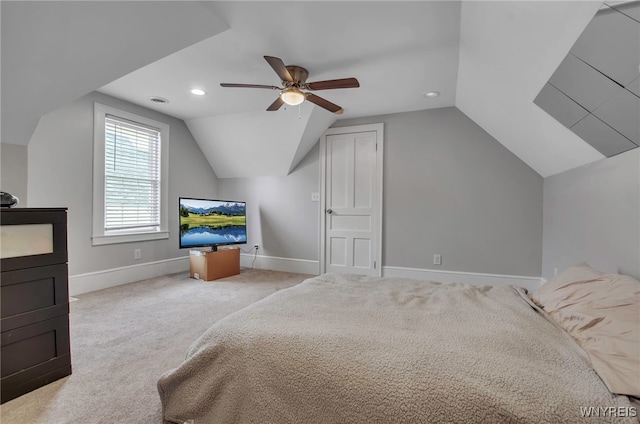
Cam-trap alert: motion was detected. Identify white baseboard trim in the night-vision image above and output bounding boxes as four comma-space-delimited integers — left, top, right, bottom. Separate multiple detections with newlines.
69, 257, 541, 296
382, 266, 543, 291
69, 256, 190, 296
240, 253, 319, 275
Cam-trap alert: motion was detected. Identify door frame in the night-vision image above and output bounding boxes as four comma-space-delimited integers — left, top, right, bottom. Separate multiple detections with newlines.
319, 123, 384, 276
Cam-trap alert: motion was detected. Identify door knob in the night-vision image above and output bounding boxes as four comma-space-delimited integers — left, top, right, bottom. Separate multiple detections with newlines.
326, 209, 333, 215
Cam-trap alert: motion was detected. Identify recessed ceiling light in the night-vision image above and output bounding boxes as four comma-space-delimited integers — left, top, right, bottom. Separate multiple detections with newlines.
191, 88, 206, 96
424, 91, 440, 98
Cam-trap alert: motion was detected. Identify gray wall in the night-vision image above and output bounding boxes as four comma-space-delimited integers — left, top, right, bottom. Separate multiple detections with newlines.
218, 144, 320, 261
220, 107, 544, 277
0, 143, 28, 204
27, 91, 218, 275
335, 107, 543, 276
542, 149, 639, 280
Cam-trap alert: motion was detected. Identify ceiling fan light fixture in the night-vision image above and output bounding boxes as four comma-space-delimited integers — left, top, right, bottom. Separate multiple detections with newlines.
220, 56, 358, 113
281, 87, 305, 106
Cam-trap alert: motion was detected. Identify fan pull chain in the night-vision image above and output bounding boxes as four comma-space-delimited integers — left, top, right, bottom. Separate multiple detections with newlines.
298, 104, 302, 119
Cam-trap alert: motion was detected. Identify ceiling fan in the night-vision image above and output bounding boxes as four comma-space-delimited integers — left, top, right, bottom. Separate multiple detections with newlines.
220, 56, 360, 114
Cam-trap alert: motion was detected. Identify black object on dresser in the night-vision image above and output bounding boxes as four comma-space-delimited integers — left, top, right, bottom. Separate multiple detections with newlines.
1, 208, 71, 404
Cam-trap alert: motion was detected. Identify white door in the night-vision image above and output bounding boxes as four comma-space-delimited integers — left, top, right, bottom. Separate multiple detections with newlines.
320, 124, 383, 276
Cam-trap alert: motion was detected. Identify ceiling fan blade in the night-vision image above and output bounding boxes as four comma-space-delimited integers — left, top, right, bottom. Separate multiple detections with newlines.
264, 56, 293, 82
306, 78, 360, 91
220, 83, 281, 90
306, 93, 343, 114
266, 97, 285, 111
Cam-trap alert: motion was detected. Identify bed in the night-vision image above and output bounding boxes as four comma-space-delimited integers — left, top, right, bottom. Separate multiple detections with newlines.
158, 266, 639, 424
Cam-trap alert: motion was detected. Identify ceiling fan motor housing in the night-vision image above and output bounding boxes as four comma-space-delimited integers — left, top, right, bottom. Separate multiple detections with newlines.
285, 65, 309, 87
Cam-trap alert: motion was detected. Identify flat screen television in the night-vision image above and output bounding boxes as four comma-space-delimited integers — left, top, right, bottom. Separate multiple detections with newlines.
178, 197, 247, 250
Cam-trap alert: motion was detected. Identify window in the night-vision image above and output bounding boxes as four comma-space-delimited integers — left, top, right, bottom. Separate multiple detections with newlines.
104, 116, 160, 233
93, 103, 169, 245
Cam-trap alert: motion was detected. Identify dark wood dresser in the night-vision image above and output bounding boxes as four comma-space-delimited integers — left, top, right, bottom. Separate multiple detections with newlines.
1, 208, 71, 403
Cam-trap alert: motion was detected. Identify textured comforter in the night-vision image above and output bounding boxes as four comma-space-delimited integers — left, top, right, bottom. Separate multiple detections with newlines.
158, 273, 636, 423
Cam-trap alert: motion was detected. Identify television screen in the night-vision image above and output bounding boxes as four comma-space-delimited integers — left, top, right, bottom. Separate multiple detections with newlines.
179, 197, 247, 249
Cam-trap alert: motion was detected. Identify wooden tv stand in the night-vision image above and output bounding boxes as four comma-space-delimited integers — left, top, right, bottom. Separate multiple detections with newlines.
189, 248, 240, 281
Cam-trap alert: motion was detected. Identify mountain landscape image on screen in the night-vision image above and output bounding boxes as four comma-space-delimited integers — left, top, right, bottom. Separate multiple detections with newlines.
179, 198, 247, 248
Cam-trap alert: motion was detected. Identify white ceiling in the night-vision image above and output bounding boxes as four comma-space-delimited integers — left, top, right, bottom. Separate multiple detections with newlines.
0, 1, 228, 145
2, 1, 606, 178
99, 1, 463, 121
98, 1, 462, 177
456, 0, 604, 177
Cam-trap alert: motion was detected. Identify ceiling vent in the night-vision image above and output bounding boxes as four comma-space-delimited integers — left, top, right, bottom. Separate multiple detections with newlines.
148, 96, 169, 104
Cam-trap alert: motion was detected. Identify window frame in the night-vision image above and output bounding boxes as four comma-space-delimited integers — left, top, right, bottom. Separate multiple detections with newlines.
92, 103, 169, 246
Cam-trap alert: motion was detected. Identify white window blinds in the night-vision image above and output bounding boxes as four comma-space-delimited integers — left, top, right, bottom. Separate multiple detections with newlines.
104, 114, 161, 233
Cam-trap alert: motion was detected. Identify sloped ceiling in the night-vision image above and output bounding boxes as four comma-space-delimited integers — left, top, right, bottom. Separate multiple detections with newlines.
186, 102, 335, 178
1, 1, 619, 178
534, 1, 639, 157
456, 0, 605, 177
0, 1, 229, 145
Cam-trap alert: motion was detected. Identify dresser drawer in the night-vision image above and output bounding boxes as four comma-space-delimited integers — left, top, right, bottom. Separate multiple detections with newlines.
1, 314, 71, 403
1, 264, 69, 332
0, 209, 67, 272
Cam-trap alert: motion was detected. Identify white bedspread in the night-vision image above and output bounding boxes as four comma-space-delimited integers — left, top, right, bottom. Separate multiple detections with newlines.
158, 273, 636, 423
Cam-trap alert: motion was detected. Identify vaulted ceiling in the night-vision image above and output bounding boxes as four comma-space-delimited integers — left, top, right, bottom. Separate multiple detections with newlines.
0, 1, 228, 146
534, 2, 639, 158
2, 1, 625, 178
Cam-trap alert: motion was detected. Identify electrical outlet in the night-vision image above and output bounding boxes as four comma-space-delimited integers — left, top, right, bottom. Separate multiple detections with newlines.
134, 249, 141, 260
311, 192, 320, 202
254, 244, 259, 251
433, 254, 442, 265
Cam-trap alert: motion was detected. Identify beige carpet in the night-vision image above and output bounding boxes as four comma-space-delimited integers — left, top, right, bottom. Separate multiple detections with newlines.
0, 269, 310, 424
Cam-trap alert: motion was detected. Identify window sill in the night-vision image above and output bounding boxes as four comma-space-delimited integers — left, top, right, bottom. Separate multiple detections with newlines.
92, 231, 169, 246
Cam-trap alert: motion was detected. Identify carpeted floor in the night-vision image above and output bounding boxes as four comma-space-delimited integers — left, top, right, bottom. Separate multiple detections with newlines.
0, 268, 310, 424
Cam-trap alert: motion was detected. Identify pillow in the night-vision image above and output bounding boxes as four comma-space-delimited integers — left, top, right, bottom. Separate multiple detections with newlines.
529, 262, 602, 309
530, 263, 640, 398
